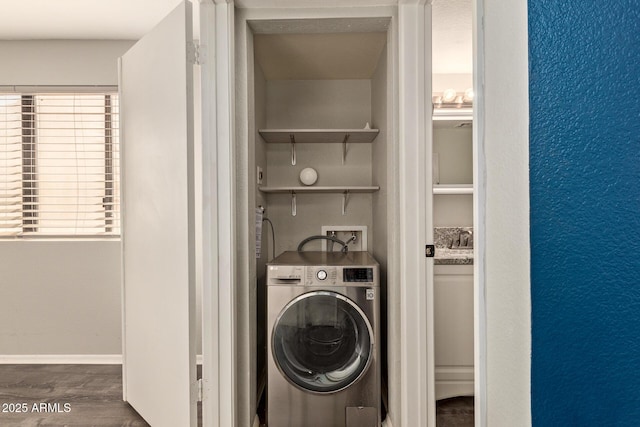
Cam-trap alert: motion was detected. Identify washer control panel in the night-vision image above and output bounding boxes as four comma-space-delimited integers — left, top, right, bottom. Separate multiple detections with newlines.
306, 267, 338, 285
305, 266, 376, 285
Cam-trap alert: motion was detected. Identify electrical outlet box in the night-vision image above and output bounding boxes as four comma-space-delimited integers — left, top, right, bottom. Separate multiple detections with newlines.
321, 226, 368, 252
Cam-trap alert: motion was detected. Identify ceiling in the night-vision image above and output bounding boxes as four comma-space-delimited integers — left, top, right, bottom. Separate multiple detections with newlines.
432, 0, 473, 74
0, 0, 183, 40
0, 0, 471, 75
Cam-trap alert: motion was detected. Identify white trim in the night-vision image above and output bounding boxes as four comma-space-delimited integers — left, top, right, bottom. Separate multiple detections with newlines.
472, 0, 487, 424
0, 85, 118, 93
200, 1, 237, 427
435, 366, 474, 400
475, 0, 532, 425
0, 355, 123, 364
236, 7, 400, 427
397, 2, 433, 427
117, 56, 128, 402
435, 365, 475, 378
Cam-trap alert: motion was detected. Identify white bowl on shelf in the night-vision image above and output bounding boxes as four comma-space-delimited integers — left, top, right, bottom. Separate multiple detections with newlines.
299, 168, 318, 186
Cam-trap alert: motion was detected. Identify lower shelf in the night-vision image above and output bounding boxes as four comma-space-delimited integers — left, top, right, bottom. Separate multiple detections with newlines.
258, 186, 379, 193
258, 186, 380, 216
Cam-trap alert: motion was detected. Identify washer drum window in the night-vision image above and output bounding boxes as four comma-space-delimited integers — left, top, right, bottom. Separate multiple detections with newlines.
272, 291, 374, 394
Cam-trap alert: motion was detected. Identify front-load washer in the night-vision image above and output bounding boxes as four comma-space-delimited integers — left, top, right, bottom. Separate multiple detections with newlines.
266, 251, 380, 427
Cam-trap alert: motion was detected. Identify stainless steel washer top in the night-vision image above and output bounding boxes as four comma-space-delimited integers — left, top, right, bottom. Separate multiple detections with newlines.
268, 250, 380, 267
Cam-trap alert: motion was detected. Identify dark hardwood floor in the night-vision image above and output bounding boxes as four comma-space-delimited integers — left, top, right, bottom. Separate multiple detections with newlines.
0, 364, 473, 426
0, 365, 148, 427
436, 396, 475, 427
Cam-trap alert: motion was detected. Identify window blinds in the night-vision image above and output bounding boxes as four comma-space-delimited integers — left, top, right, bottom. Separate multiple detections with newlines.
0, 93, 120, 237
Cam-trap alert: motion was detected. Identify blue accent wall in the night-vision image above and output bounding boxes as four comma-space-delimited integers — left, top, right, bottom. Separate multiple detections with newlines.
529, 0, 640, 424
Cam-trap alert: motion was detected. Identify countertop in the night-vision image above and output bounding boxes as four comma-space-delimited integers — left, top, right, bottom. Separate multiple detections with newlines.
434, 227, 474, 265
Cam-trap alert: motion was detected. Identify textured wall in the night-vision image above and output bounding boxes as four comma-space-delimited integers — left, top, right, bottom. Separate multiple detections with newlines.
529, 1, 640, 424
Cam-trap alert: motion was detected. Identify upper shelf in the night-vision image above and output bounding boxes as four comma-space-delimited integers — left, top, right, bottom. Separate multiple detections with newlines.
258, 129, 379, 144
433, 109, 473, 129
259, 128, 380, 165
433, 108, 473, 123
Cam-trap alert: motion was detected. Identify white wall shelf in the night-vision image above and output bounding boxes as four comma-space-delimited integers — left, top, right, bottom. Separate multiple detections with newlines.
258, 185, 379, 193
433, 108, 473, 121
258, 129, 379, 165
433, 109, 473, 129
433, 184, 474, 195
258, 129, 379, 144
258, 186, 379, 216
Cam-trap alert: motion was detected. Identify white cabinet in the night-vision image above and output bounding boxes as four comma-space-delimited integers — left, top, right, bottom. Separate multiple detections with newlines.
434, 265, 474, 400
433, 110, 474, 400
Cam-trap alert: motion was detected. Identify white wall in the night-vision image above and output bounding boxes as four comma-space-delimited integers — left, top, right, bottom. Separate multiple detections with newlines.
433, 73, 473, 94
0, 241, 122, 355
264, 79, 374, 254
0, 40, 134, 86
0, 40, 134, 357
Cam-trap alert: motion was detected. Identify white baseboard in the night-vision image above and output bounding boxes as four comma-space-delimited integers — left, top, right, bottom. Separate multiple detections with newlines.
435, 366, 474, 400
0, 354, 206, 365
0, 354, 123, 364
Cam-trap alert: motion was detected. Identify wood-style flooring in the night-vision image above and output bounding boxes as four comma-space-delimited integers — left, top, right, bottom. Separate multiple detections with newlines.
0, 364, 473, 426
0, 364, 148, 427
436, 396, 474, 427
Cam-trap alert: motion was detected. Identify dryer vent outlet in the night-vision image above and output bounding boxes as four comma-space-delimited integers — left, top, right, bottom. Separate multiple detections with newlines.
321, 226, 368, 252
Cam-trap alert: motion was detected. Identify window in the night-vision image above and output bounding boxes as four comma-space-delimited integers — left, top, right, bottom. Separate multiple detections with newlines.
0, 91, 120, 237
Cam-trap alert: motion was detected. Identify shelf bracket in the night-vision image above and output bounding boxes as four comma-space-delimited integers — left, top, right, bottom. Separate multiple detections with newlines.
342, 190, 350, 216
290, 191, 297, 216
342, 134, 350, 165
290, 134, 296, 166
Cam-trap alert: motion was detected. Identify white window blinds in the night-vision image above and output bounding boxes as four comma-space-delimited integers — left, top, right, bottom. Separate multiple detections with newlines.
0, 92, 120, 237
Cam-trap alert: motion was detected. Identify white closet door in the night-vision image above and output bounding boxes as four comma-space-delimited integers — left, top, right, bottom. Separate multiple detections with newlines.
119, 2, 197, 426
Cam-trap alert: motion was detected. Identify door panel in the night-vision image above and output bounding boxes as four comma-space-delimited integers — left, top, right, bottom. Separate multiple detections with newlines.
119, 2, 196, 426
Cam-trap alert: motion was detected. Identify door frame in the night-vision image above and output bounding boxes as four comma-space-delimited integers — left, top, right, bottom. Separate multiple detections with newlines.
230, 2, 435, 426
397, 1, 434, 426
472, 0, 532, 425
200, 1, 237, 427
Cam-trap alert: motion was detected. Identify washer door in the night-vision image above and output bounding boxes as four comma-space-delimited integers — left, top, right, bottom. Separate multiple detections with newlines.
272, 290, 373, 393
